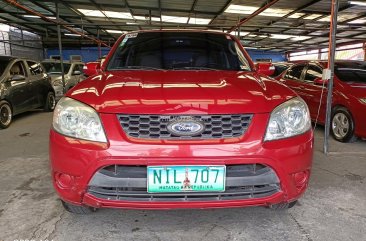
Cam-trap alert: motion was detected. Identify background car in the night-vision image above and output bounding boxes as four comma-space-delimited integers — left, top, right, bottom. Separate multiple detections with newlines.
277, 60, 366, 142
42, 60, 85, 101
0, 56, 55, 129
270, 62, 293, 78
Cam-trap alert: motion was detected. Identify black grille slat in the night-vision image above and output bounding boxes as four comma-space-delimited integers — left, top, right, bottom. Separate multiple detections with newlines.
87, 164, 280, 202
117, 114, 253, 140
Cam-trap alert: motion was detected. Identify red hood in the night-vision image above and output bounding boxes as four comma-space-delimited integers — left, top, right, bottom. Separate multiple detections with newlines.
67, 71, 296, 114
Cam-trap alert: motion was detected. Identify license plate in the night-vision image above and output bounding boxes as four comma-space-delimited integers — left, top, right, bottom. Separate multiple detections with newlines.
147, 166, 226, 193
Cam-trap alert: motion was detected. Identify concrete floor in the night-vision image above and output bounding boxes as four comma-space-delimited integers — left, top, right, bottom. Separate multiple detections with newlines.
0, 110, 365, 241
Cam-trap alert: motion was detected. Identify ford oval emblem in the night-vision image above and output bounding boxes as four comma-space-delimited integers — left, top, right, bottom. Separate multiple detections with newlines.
167, 119, 204, 136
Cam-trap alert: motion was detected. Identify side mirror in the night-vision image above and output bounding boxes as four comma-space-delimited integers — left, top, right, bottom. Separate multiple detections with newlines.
256, 63, 275, 76
73, 70, 82, 75
314, 77, 328, 86
8, 75, 26, 82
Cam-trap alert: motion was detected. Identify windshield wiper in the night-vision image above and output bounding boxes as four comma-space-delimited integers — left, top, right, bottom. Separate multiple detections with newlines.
173, 66, 219, 71
113, 66, 165, 71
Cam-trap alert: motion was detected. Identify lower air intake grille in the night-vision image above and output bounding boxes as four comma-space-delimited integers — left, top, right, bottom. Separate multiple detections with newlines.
87, 164, 280, 202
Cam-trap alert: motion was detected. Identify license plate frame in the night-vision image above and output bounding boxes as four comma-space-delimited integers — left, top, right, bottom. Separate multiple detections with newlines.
147, 165, 226, 193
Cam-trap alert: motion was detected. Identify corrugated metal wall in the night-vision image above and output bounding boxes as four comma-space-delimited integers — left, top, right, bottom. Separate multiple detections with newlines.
0, 27, 43, 60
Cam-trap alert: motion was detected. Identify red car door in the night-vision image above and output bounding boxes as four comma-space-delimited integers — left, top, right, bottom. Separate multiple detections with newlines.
302, 64, 327, 123
280, 64, 308, 100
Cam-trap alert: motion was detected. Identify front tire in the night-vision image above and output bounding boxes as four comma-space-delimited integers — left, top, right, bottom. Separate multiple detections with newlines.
268, 200, 297, 210
61, 200, 97, 214
331, 107, 357, 143
0, 101, 12, 129
44, 92, 56, 112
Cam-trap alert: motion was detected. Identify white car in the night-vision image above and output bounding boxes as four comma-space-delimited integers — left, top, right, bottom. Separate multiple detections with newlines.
42, 60, 85, 100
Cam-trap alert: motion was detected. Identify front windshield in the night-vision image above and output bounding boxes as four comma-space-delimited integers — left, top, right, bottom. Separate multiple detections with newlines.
0, 60, 10, 77
335, 62, 366, 84
107, 32, 251, 71
42, 62, 71, 74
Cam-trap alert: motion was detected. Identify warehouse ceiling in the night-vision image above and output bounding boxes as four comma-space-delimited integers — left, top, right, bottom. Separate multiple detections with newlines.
0, 0, 366, 52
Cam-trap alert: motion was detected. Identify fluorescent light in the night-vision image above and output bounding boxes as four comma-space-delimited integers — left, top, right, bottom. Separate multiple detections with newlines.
225, 4, 294, 17
258, 35, 268, 38
78, 9, 104, 17
248, 34, 257, 37
78, 9, 133, 19
161, 15, 188, 23
318, 15, 330, 22
106, 30, 126, 34
188, 17, 211, 25
290, 36, 312, 41
134, 16, 161, 21
288, 13, 305, 19
349, 1, 366, 6
0, 24, 9, 31
349, 18, 366, 24
270, 34, 293, 39
225, 5, 257, 15
103, 11, 132, 19
232, 31, 250, 37
65, 33, 81, 37
303, 14, 322, 20
23, 15, 41, 18
126, 22, 138, 25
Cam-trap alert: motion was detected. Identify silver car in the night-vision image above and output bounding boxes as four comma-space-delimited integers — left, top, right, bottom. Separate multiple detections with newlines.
42, 60, 85, 100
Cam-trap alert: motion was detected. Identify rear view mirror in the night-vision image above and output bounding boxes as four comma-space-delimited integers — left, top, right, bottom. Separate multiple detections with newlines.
314, 77, 328, 86
256, 63, 275, 76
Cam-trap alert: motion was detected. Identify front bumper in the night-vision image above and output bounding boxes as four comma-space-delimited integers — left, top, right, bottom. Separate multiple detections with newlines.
50, 112, 313, 209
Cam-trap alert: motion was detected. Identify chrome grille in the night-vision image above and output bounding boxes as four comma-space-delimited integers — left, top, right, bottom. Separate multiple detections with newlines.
87, 164, 280, 202
117, 114, 253, 139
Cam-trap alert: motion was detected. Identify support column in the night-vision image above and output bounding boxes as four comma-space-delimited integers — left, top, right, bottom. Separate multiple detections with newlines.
56, 2, 66, 94
324, 0, 339, 154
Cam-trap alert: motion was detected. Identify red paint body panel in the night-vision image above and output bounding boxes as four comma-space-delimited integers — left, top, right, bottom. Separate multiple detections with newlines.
278, 61, 366, 138
50, 30, 314, 209
83, 61, 101, 77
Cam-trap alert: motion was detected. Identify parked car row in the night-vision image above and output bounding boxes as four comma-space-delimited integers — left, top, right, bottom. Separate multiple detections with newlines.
0, 56, 88, 128
0, 56, 55, 128
42, 59, 85, 101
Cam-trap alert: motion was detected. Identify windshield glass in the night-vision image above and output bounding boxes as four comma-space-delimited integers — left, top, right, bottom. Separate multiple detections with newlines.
107, 32, 251, 71
0, 60, 10, 76
42, 62, 71, 74
335, 61, 366, 84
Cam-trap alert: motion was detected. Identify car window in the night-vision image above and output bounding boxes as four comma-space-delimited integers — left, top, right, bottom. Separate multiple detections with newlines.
335, 61, 366, 84
27, 61, 44, 75
43, 62, 71, 74
9, 61, 27, 77
271, 64, 290, 77
284, 65, 305, 81
72, 64, 83, 75
304, 65, 322, 82
107, 32, 252, 71
0, 59, 10, 77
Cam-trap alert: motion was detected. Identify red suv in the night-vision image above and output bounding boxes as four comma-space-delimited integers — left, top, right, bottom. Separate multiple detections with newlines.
277, 61, 366, 142
50, 30, 313, 214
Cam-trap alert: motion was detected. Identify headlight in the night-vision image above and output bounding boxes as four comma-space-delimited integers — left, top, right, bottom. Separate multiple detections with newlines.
360, 98, 366, 104
53, 97, 107, 142
265, 97, 311, 141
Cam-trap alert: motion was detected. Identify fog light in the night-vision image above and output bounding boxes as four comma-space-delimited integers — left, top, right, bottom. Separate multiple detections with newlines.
293, 170, 309, 189
55, 172, 74, 189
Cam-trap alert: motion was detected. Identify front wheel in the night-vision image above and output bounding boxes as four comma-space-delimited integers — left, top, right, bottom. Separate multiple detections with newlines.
331, 107, 357, 143
268, 200, 297, 210
44, 92, 56, 112
61, 200, 97, 214
0, 101, 12, 129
